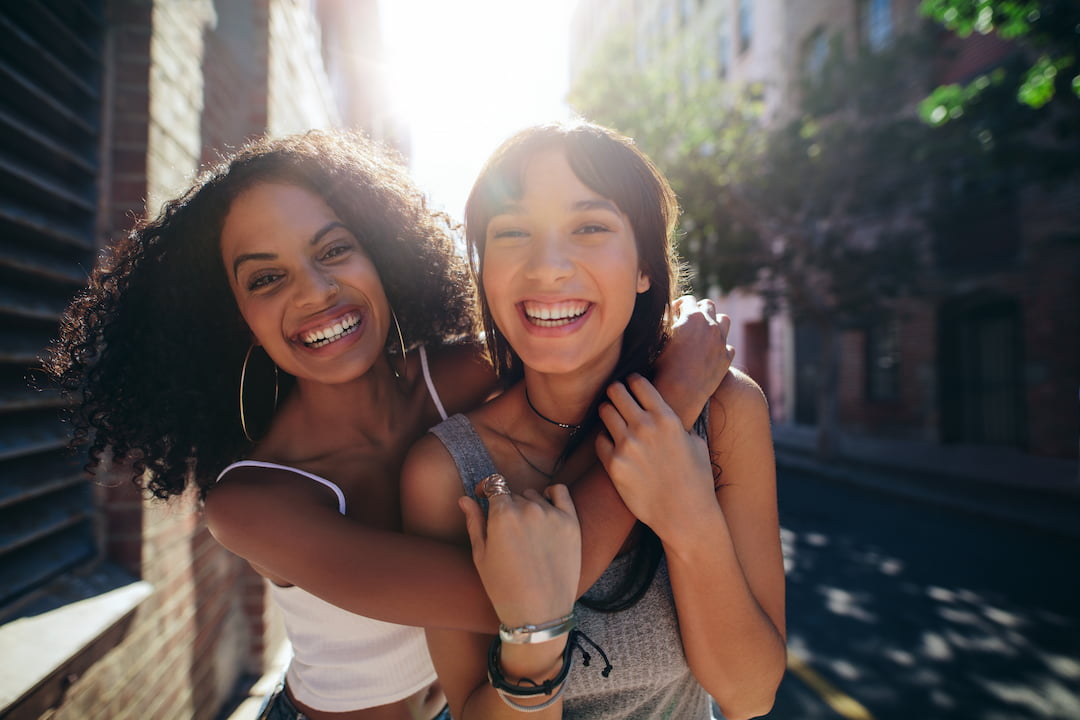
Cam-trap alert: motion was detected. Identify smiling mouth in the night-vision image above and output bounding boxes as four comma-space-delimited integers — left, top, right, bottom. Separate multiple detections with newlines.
522, 301, 590, 328
300, 313, 362, 348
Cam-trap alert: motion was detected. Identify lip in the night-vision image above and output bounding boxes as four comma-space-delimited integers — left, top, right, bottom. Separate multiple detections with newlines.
516, 299, 593, 336
291, 306, 367, 351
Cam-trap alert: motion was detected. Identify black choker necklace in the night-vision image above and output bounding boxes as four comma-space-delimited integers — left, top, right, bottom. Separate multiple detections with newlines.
525, 387, 583, 434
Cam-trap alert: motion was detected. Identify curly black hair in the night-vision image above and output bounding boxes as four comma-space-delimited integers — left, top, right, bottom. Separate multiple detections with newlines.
43, 130, 476, 501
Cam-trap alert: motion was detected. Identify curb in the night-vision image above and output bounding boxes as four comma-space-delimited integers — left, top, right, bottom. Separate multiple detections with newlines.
775, 446, 1080, 541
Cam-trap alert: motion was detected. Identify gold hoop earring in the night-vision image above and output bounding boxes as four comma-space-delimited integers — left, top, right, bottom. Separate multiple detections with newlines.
390, 307, 407, 379
239, 343, 279, 443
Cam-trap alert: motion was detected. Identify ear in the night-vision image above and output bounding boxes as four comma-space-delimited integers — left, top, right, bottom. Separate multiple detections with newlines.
636, 269, 651, 294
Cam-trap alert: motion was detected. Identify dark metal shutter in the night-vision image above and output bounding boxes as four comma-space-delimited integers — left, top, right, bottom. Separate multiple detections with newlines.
0, 1, 104, 612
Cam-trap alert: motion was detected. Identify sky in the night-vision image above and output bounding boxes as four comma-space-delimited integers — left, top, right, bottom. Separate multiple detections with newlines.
379, 0, 581, 219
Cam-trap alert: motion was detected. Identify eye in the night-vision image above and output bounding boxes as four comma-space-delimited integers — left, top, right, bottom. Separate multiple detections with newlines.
575, 223, 610, 234
247, 271, 282, 291
320, 243, 352, 261
489, 227, 529, 244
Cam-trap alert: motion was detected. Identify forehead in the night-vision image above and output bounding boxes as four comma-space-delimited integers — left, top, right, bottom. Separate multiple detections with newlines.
520, 150, 585, 194
493, 149, 614, 215
221, 183, 339, 248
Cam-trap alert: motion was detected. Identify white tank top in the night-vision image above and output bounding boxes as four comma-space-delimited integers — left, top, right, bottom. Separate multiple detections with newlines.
217, 346, 448, 711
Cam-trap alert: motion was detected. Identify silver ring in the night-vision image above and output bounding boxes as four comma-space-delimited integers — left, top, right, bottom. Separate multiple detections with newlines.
477, 473, 512, 500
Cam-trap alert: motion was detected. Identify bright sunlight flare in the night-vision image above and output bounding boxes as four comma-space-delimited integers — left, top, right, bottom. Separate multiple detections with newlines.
380, 0, 581, 218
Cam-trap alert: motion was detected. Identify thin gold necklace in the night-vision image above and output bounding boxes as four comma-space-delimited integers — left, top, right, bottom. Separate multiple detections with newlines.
507, 436, 558, 481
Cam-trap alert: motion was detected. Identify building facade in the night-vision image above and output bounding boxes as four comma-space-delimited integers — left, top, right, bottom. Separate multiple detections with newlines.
0, 2, 390, 718
568, 0, 1078, 477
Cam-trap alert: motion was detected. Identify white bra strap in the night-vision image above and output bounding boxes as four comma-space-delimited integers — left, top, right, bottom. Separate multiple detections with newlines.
216, 460, 347, 515
419, 345, 448, 421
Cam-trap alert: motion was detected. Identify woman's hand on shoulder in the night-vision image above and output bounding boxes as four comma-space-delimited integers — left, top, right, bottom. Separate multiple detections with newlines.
460, 484, 581, 630
652, 296, 735, 429
595, 374, 717, 540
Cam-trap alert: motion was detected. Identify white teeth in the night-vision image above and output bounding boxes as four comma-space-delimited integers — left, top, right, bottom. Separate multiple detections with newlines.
301, 313, 361, 347
523, 301, 588, 327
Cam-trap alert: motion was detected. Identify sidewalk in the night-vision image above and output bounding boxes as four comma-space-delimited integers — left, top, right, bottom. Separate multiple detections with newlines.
772, 423, 1080, 539
216, 643, 290, 720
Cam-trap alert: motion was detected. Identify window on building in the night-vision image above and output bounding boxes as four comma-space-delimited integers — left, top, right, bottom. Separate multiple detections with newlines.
860, 0, 893, 51
865, 317, 900, 402
717, 17, 732, 78
660, 3, 673, 36
940, 295, 1026, 448
738, 0, 752, 53
803, 28, 830, 81
681, 0, 695, 27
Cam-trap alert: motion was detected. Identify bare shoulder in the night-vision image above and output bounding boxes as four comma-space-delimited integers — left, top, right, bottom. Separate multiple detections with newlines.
708, 368, 772, 454
712, 368, 769, 418
423, 341, 499, 415
203, 464, 342, 575
400, 431, 470, 545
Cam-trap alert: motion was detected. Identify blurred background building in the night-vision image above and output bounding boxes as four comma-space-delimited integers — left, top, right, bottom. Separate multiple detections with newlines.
0, 2, 397, 718
569, 0, 1078, 481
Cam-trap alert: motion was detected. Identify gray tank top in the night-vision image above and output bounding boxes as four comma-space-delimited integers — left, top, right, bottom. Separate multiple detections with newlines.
429, 414, 713, 720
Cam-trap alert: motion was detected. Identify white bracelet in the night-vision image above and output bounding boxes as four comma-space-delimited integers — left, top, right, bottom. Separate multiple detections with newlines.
496, 682, 569, 712
498, 612, 576, 645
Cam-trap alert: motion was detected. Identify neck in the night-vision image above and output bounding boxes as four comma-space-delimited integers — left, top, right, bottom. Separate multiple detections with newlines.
277, 357, 409, 446
519, 370, 605, 438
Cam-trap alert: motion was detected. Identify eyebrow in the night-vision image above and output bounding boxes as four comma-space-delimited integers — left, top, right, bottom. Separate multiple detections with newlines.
573, 199, 620, 214
232, 221, 348, 278
492, 198, 621, 217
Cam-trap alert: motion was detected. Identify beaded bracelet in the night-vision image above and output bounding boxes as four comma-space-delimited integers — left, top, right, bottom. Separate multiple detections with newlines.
487, 627, 614, 712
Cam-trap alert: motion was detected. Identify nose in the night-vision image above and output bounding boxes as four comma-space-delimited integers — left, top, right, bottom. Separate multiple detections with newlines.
523, 231, 573, 284
294, 265, 338, 308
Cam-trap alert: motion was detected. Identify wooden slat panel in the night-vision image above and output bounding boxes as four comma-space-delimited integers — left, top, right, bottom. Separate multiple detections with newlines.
0, 525, 96, 607
0, 0, 104, 611
0, 452, 88, 511
0, 198, 94, 252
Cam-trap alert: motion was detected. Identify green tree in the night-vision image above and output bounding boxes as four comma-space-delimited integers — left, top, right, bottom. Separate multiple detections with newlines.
568, 29, 765, 293
571, 26, 940, 456
732, 30, 948, 456
919, 0, 1080, 120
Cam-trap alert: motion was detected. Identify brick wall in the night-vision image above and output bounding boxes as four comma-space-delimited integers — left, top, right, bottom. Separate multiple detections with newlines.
32, 0, 367, 717
266, 0, 339, 135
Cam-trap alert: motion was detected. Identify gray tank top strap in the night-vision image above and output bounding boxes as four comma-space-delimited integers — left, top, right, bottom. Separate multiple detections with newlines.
427, 413, 500, 512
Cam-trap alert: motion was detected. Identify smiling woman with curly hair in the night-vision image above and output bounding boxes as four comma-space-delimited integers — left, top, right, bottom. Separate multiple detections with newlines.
42, 128, 731, 720
47, 131, 476, 500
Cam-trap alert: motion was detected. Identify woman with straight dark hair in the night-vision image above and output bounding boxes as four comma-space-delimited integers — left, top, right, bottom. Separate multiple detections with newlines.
403, 121, 785, 719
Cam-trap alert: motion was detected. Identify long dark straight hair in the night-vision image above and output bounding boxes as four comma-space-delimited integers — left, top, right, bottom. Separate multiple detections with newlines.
464, 120, 685, 610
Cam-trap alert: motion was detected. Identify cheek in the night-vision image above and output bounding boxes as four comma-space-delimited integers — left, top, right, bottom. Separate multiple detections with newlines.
480, 256, 506, 303
480, 261, 517, 331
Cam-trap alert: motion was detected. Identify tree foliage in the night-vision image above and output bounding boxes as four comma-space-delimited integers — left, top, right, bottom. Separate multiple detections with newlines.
919, 0, 1080, 121
568, 30, 765, 293
737, 30, 946, 326
570, 25, 942, 326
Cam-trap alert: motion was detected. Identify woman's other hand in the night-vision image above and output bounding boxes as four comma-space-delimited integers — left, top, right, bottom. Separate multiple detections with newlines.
596, 375, 717, 538
459, 484, 581, 628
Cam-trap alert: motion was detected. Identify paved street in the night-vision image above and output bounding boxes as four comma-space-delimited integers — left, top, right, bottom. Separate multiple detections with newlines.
763, 468, 1080, 720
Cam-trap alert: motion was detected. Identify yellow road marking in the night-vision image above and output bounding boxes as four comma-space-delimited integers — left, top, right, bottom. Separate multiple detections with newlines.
786, 649, 877, 720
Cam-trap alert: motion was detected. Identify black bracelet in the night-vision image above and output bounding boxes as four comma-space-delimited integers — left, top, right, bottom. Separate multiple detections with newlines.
487, 628, 613, 697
